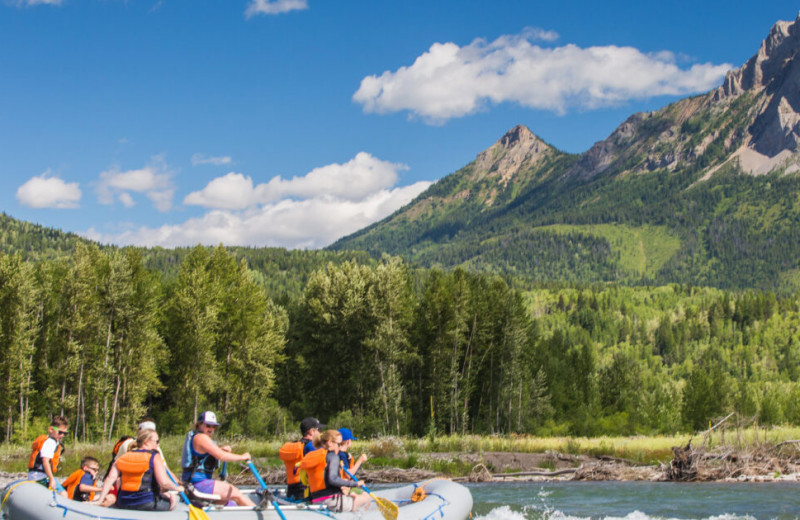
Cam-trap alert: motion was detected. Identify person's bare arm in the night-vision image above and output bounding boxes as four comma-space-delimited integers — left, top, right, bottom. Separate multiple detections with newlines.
93, 465, 119, 504
152, 454, 182, 492
351, 453, 368, 474
193, 434, 251, 463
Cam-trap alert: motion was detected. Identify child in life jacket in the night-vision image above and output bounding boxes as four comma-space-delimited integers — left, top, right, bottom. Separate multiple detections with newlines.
28, 415, 69, 496
299, 429, 370, 513
95, 429, 183, 511
62, 457, 104, 503
337, 428, 367, 495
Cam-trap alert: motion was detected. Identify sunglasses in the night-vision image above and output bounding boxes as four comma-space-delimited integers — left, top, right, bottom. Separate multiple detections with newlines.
57, 430, 68, 435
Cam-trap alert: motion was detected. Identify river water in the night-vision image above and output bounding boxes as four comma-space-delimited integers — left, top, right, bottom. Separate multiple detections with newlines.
468, 482, 800, 520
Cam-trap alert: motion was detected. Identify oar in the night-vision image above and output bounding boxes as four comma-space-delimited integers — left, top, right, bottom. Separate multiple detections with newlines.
165, 469, 210, 520
342, 465, 398, 520
245, 460, 288, 520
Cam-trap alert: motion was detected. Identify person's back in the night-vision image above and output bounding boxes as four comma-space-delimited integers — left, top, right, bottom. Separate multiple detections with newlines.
95, 429, 181, 511
115, 449, 160, 509
278, 440, 305, 500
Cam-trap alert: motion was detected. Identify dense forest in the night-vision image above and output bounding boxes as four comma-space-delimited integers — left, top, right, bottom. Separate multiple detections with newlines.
2, 243, 800, 444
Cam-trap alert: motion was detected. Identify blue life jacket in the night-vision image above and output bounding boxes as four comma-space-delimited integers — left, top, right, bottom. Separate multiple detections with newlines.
180, 430, 219, 483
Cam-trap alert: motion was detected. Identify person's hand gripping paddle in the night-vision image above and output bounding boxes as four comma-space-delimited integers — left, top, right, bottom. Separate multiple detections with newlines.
342, 465, 398, 520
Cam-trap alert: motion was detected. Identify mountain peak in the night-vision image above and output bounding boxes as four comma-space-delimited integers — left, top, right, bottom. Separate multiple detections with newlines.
472, 125, 554, 188
718, 13, 800, 98
499, 124, 536, 149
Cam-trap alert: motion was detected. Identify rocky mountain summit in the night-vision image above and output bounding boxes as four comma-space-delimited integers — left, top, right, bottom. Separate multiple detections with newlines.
576, 12, 800, 180
332, 12, 800, 291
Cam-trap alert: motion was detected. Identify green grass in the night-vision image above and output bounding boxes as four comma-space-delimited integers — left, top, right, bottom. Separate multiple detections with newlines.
538, 224, 682, 277
5, 428, 800, 477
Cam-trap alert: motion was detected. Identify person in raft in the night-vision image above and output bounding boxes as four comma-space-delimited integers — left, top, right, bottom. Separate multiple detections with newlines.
181, 411, 255, 507
62, 457, 104, 504
28, 415, 69, 496
103, 416, 176, 507
95, 429, 183, 511
301, 417, 325, 455
337, 428, 367, 495
299, 429, 370, 512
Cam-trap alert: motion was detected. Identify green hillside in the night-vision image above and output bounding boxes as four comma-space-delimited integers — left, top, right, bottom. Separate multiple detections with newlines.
330, 29, 800, 293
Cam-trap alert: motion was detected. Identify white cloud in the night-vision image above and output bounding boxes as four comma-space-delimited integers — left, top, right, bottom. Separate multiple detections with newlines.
16, 171, 81, 209
353, 29, 732, 123
191, 153, 233, 166
118, 192, 136, 208
96, 155, 176, 212
85, 152, 430, 249
184, 152, 407, 209
245, 0, 307, 18
84, 181, 431, 249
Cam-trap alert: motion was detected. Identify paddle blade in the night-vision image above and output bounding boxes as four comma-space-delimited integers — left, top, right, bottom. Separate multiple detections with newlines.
370, 492, 399, 520
189, 504, 211, 520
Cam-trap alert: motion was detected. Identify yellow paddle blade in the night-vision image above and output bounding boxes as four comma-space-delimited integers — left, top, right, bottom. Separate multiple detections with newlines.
369, 492, 399, 520
188, 503, 211, 520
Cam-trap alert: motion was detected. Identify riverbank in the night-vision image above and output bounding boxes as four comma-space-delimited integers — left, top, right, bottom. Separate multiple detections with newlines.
3, 426, 799, 488
3, 450, 799, 490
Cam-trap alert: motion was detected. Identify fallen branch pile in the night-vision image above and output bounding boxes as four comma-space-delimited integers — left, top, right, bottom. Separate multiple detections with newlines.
664, 413, 800, 481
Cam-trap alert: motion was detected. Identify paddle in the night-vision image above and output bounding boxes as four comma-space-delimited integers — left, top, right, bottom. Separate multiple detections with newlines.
245, 460, 288, 520
165, 469, 210, 520
220, 462, 227, 482
342, 465, 398, 520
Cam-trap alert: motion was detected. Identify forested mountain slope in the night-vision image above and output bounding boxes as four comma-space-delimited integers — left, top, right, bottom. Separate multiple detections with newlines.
0, 212, 372, 301
332, 14, 800, 292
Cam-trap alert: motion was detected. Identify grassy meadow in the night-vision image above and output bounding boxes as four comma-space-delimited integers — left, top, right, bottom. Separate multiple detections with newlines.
4, 428, 800, 478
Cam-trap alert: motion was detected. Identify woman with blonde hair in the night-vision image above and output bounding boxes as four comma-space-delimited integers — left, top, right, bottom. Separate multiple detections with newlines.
299, 429, 370, 512
95, 429, 182, 511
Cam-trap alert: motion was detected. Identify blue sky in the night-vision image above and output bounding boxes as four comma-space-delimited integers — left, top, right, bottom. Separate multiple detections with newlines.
2, 0, 798, 249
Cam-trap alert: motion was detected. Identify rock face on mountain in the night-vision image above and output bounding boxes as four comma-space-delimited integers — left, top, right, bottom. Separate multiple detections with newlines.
331, 12, 800, 291
473, 125, 554, 188
569, 12, 800, 180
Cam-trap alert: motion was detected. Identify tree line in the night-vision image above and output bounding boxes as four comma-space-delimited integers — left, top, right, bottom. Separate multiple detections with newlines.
2, 244, 800, 443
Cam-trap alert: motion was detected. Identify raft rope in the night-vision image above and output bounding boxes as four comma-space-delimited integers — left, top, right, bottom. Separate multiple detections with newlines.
1, 480, 37, 511
409, 480, 451, 520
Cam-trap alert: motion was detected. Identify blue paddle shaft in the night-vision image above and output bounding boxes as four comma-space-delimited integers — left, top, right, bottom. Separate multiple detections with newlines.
246, 461, 288, 520
341, 465, 371, 494
164, 466, 192, 506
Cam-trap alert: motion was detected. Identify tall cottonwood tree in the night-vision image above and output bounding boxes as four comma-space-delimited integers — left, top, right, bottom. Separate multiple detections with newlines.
0, 254, 40, 441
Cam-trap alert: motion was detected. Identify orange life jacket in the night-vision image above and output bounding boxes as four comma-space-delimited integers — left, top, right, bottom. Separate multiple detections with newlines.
62, 468, 95, 502
299, 448, 329, 499
117, 450, 158, 492
106, 435, 134, 476
339, 453, 355, 480
279, 441, 305, 485
28, 434, 63, 473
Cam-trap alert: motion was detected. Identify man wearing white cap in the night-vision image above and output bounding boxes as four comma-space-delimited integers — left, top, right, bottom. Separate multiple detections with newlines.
181, 411, 255, 507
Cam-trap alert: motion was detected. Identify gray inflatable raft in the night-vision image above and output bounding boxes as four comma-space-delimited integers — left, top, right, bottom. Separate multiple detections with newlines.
1, 478, 472, 520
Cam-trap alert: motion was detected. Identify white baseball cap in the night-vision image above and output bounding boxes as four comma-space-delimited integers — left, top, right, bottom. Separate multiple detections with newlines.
198, 411, 220, 426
